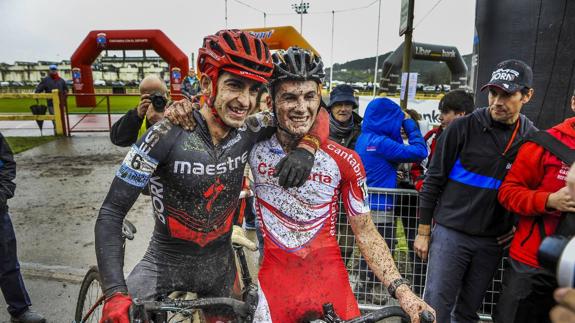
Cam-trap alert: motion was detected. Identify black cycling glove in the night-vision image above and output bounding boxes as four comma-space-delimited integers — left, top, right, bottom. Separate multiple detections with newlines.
274, 147, 315, 188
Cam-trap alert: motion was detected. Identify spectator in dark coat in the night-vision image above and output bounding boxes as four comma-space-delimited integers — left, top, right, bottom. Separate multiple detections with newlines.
328, 84, 362, 150
35, 64, 68, 119
0, 132, 46, 323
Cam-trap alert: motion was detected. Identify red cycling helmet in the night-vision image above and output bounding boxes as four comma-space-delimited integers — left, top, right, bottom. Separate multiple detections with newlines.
197, 29, 274, 106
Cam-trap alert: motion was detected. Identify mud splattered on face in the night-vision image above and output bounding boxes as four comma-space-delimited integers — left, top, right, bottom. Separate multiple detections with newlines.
274, 80, 321, 137
213, 73, 261, 129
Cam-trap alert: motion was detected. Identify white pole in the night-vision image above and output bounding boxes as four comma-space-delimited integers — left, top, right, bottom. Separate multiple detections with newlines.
300, 0, 304, 34
329, 10, 335, 92
372, 0, 382, 97
225, 0, 228, 28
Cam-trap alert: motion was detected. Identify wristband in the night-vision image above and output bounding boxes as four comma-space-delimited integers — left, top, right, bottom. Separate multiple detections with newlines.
105, 291, 130, 301
299, 134, 320, 151
417, 224, 431, 236
388, 278, 411, 299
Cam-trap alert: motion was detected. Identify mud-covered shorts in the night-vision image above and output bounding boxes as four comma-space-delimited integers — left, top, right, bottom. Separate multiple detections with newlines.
126, 240, 237, 320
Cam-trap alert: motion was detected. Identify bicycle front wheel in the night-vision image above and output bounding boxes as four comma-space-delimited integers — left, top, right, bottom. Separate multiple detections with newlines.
74, 266, 105, 323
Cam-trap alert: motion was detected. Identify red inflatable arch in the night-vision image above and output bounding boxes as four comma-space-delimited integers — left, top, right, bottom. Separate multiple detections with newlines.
71, 30, 189, 107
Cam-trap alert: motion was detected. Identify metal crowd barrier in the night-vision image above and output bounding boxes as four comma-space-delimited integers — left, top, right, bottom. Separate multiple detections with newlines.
336, 187, 505, 322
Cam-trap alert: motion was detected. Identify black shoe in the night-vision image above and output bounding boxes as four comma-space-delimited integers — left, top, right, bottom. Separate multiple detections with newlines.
10, 309, 46, 323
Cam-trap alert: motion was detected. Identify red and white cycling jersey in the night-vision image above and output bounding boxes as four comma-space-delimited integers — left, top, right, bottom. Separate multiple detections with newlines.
250, 136, 370, 322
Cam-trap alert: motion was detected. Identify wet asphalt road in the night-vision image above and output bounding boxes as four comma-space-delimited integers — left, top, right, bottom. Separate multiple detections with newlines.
0, 135, 154, 322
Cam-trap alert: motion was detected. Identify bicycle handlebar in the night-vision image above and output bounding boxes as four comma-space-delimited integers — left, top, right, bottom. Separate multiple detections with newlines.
142, 297, 246, 312
346, 308, 434, 323
129, 297, 250, 323
321, 303, 435, 323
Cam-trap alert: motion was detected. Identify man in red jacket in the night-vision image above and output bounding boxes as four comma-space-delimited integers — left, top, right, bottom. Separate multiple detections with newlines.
496, 89, 575, 322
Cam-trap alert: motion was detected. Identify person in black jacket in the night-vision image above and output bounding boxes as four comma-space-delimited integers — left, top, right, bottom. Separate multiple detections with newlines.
35, 65, 68, 129
0, 133, 46, 323
413, 59, 538, 323
110, 75, 168, 146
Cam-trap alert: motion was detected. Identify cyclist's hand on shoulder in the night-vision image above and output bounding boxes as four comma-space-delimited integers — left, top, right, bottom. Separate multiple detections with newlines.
101, 292, 132, 323
274, 147, 314, 188
164, 99, 199, 131
396, 286, 436, 323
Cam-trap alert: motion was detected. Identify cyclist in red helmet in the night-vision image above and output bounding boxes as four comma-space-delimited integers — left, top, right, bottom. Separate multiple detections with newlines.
95, 30, 328, 323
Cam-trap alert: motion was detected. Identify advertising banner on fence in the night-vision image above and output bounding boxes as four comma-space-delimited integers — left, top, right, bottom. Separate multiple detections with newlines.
358, 96, 440, 133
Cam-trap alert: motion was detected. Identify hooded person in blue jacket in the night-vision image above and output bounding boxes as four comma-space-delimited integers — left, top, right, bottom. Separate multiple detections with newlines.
354, 98, 427, 302
356, 97, 427, 222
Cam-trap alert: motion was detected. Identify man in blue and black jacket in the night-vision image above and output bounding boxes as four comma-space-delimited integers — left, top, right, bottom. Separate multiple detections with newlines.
414, 59, 538, 323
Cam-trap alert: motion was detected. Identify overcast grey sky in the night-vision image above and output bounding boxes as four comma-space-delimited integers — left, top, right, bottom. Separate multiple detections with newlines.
0, 0, 476, 65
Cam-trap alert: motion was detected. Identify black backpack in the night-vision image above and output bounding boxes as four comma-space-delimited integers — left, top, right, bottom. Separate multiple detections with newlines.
525, 131, 575, 239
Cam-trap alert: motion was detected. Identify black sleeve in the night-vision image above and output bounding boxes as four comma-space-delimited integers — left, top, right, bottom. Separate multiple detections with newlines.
110, 108, 144, 147
34, 78, 46, 93
0, 133, 16, 206
418, 118, 464, 224
62, 79, 68, 95
96, 119, 179, 296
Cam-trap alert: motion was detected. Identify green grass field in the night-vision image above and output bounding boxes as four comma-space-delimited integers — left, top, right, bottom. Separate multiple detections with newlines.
5, 136, 57, 154
0, 96, 140, 114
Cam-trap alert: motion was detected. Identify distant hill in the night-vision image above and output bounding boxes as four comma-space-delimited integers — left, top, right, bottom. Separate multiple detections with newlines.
325, 53, 472, 85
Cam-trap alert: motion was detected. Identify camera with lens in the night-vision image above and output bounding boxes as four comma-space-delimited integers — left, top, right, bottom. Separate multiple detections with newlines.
149, 92, 168, 112
538, 235, 575, 288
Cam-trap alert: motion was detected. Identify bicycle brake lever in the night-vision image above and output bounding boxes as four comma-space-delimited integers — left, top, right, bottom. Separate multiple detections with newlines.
420, 310, 435, 323
129, 298, 148, 323
321, 303, 344, 323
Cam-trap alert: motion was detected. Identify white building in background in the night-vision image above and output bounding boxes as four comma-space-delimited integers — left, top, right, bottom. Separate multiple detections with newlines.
0, 55, 170, 84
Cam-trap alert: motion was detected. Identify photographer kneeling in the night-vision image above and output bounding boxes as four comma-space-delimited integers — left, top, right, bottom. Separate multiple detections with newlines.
110, 75, 168, 146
